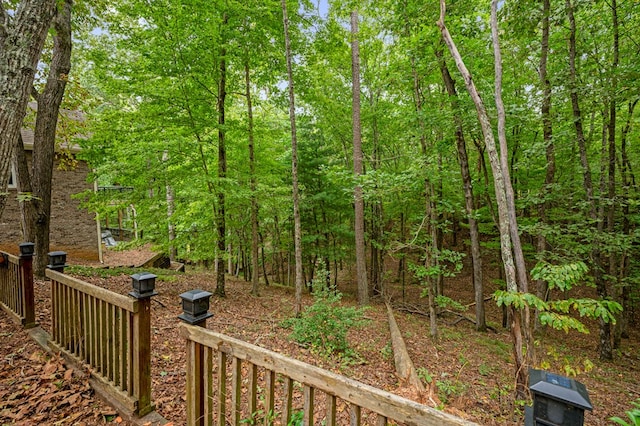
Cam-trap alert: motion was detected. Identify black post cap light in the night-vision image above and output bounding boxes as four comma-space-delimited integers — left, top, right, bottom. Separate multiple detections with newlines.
525, 368, 592, 426
129, 272, 158, 299
47, 251, 67, 272
178, 289, 213, 325
19, 242, 35, 257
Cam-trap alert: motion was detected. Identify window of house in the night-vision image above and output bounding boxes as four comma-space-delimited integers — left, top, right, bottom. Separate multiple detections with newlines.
7, 164, 17, 189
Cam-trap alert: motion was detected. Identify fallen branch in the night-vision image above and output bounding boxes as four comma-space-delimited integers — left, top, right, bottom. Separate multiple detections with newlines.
386, 303, 425, 393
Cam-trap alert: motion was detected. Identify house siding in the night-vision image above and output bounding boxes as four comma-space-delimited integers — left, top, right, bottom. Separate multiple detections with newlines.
0, 154, 98, 260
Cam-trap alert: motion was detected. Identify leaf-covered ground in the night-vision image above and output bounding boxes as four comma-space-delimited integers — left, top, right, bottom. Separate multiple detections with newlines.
1, 246, 638, 425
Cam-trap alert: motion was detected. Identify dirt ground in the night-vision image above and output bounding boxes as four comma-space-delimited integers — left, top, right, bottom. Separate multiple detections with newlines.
1, 246, 639, 425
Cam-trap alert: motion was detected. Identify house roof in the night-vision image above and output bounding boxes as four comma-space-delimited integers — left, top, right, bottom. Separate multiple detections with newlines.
21, 102, 84, 153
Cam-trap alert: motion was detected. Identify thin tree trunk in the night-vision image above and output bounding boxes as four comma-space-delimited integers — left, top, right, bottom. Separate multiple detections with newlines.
535, 0, 555, 332
281, 0, 304, 315
438, 0, 527, 398
490, 0, 528, 294
435, 45, 485, 332
351, 10, 368, 306
245, 58, 260, 296
566, 0, 612, 360
617, 98, 638, 341
607, 0, 620, 350
215, 13, 228, 297
0, 0, 57, 219
426, 180, 438, 340
163, 150, 177, 262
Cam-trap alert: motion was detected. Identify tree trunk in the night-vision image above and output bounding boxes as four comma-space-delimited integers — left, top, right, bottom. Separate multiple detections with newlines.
566, 0, 612, 360
0, 0, 57, 219
616, 98, 637, 342
17, 0, 72, 278
438, 0, 527, 398
162, 150, 177, 262
426, 180, 438, 340
281, 0, 304, 315
245, 58, 260, 296
435, 45, 486, 332
215, 13, 228, 297
351, 10, 368, 306
607, 0, 620, 350
535, 0, 555, 332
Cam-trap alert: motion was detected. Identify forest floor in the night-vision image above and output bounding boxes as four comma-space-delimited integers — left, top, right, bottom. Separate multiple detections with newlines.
1, 245, 639, 425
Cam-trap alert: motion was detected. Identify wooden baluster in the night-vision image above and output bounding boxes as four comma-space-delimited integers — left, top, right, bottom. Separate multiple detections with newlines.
204, 346, 213, 426
350, 405, 361, 426
282, 377, 293, 425
304, 386, 315, 426
326, 394, 337, 426
264, 370, 275, 426
231, 357, 242, 425
218, 352, 227, 426
248, 363, 258, 421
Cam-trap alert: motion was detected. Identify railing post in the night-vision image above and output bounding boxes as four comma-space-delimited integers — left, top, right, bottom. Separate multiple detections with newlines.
129, 272, 158, 417
19, 243, 36, 328
47, 251, 67, 273
179, 290, 213, 426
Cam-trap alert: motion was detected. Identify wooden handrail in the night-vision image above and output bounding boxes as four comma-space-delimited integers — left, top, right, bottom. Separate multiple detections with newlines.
181, 323, 477, 426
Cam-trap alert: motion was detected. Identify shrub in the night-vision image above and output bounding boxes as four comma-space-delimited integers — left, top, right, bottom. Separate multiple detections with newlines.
282, 287, 368, 359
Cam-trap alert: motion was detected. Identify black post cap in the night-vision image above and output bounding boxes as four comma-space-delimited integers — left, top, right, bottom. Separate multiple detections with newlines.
178, 289, 213, 325
19, 242, 35, 257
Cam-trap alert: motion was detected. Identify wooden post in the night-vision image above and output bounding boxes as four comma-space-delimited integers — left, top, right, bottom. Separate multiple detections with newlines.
19, 243, 36, 328
179, 290, 213, 426
129, 273, 158, 417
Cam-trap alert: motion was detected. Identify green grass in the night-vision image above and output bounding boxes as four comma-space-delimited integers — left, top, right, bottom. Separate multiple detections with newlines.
66, 265, 181, 281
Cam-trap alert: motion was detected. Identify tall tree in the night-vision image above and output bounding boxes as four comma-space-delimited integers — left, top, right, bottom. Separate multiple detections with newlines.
244, 52, 260, 296
351, 9, 368, 306
0, 0, 57, 219
215, 13, 229, 297
15, 0, 72, 277
435, 46, 486, 332
534, 0, 555, 330
566, 0, 612, 360
438, 0, 528, 397
282, 0, 304, 315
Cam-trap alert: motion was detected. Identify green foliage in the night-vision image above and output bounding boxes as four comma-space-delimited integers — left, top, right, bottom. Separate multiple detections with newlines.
611, 400, 640, 426
539, 346, 594, 377
410, 249, 465, 280
435, 295, 467, 312
494, 290, 622, 333
287, 410, 304, 426
380, 342, 393, 360
436, 376, 467, 405
281, 288, 368, 361
416, 367, 433, 384
531, 261, 589, 291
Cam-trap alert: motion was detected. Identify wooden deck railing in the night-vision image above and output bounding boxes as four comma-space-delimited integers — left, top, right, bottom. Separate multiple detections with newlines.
45, 269, 155, 416
181, 323, 477, 426
0, 245, 35, 328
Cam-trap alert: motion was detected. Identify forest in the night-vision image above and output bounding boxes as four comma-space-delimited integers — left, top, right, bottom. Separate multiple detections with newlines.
0, 0, 639, 423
